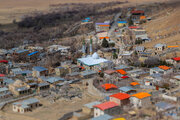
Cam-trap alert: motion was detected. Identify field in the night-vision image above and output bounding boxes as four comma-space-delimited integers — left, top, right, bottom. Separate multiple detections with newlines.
0, 0, 171, 24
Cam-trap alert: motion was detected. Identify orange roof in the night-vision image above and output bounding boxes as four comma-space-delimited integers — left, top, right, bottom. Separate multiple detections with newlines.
140, 16, 146, 20
159, 66, 171, 70
110, 93, 130, 100
98, 25, 110, 27
99, 37, 109, 39
167, 46, 178, 48
101, 83, 118, 90
116, 69, 127, 75
130, 82, 140, 86
131, 92, 151, 99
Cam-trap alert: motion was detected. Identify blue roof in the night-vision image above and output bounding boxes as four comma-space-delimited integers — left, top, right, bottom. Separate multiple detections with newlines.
85, 17, 91, 20
33, 66, 47, 72
82, 20, 89, 22
119, 86, 135, 92
91, 114, 113, 120
28, 51, 39, 56
81, 70, 97, 76
118, 21, 127, 23
0, 87, 8, 92
155, 102, 175, 110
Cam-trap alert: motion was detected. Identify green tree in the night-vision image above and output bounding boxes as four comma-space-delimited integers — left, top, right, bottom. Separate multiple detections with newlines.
101, 38, 109, 48
128, 19, 134, 26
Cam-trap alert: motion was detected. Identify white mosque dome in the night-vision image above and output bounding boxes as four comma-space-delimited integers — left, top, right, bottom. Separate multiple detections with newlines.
92, 52, 99, 59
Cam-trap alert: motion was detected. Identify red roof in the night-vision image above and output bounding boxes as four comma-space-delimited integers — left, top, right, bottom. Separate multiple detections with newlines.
110, 93, 130, 100
0, 60, 8, 63
94, 101, 118, 111
121, 76, 129, 79
172, 57, 180, 61
128, 26, 139, 29
131, 10, 144, 14
0, 74, 5, 77
101, 83, 118, 90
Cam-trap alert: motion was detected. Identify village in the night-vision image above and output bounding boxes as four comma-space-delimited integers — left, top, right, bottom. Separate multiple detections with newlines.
0, 2, 180, 120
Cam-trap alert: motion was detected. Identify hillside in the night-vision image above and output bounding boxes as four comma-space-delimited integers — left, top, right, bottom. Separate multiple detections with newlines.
0, 0, 172, 24
143, 2, 180, 48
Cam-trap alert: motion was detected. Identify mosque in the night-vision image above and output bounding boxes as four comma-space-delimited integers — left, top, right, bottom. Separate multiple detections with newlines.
77, 38, 113, 71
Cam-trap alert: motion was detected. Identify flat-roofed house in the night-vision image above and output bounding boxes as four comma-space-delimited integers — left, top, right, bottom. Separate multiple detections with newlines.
118, 86, 136, 94
154, 44, 166, 51
32, 66, 48, 77
83, 101, 101, 115
130, 92, 151, 108
150, 66, 173, 75
155, 102, 177, 115
9, 80, 31, 96
55, 66, 68, 77
110, 93, 130, 106
13, 98, 40, 113
37, 82, 50, 92
93, 101, 120, 117
0, 87, 12, 99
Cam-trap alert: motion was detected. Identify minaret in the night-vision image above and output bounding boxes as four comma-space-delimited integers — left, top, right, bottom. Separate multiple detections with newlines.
82, 39, 86, 56
90, 36, 93, 55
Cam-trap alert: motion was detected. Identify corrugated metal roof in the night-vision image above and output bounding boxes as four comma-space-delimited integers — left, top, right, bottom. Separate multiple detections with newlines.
28, 51, 39, 56
119, 86, 135, 92
84, 101, 101, 109
33, 66, 47, 72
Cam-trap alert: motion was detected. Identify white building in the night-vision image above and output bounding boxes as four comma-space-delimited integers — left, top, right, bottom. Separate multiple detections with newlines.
150, 66, 173, 75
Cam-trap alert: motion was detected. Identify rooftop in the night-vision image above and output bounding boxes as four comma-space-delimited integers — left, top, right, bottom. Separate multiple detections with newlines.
155, 102, 175, 110
78, 52, 109, 66
101, 83, 118, 90
94, 101, 118, 111
119, 86, 135, 92
84, 101, 101, 109
131, 92, 151, 99
91, 114, 113, 120
110, 93, 130, 100
33, 66, 47, 72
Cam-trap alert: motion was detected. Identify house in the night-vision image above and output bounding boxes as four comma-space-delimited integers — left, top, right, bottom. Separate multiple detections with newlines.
116, 69, 127, 76
91, 114, 113, 120
101, 83, 118, 91
135, 46, 145, 53
104, 69, 117, 77
9, 80, 31, 96
171, 57, 180, 67
114, 65, 133, 71
55, 66, 68, 77
93, 101, 120, 117
83, 101, 101, 115
47, 45, 70, 55
130, 82, 140, 88
154, 44, 166, 51
81, 70, 97, 79
39, 76, 65, 87
0, 87, 12, 99
10, 68, 22, 76
155, 102, 176, 115
110, 93, 130, 106
150, 66, 173, 75
77, 52, 111, 71
65, 65, 80, 74
37, 82, 50, 92
130, 92, 151, 108
96, 31, 108, 39
117, 21, 127, 27
95, 23, 110, 32
13, 98, 40, 113
32, 66, 48, 77
118, 86, 136, 94
131, 10, 145, 20
13, 49, 29, 60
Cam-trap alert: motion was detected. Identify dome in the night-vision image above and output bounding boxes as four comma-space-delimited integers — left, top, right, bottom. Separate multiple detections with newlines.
92, 52, 99, 59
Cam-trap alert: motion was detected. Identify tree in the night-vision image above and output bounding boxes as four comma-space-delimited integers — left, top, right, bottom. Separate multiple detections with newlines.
113, 52, 118, 59
101, 38, 109, 48
128, 19, 133, 26
144, 57, 160, 68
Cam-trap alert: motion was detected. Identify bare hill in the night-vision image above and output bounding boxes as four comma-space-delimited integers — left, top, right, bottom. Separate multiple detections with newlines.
0, 0, 172, 24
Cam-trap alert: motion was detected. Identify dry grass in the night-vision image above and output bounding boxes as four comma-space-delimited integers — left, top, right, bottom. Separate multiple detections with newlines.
142, 6, 180, 48
0, 0, 172, 24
